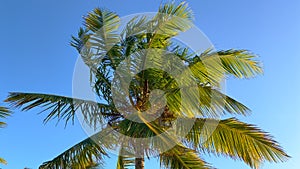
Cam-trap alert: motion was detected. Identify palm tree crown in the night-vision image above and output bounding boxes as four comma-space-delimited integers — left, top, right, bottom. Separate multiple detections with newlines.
5, 2, 289, 169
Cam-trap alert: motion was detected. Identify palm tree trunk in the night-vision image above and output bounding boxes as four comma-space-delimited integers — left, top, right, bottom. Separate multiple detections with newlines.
135, 157, 144, 169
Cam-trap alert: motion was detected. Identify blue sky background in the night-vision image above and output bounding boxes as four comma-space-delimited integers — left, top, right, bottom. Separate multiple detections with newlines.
0, 0, 299, 168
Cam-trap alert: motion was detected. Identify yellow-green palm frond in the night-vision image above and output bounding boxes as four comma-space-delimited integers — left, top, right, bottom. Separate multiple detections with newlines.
84, 8, 120, 34
189, 49, 262, 87
0, 106, 11, 165
72, 8, 121, 71
158, 1, 193, 20
39, 128, 117, 169
200, 49, 263, 79
160, 144, 213, 169
0, 157, 7, 165
197, 86, 250, 116
186, 118, 290, 168
84, 8, 120, 54
121, 15, 149, 40
39, 137, 105, 169
116, 145, 135, 169
5, 93, 120, 127
166, 84, 250, 117
148, 1, 193, 48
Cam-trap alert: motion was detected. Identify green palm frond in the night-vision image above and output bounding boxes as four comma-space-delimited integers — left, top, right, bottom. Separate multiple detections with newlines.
165, 84, 250, 117
39, 128, 117, 169
148, 1, 193, 48
0, 157, 7, 165
158, 1, 193, 20
0, 106, 11, 128
39, 137, 104, 169
186, 118, 290, 168
116, 146, 135, 169
84, 8, 121, 67
116, 117, 182, 158
71, 8, 121, 73
199, 49, 263, 79
0, 106, 10, 118
156, 1, 193, 34
5, 93, 120, 127
197, 86, 250, 116
121, 15, 149, 40
189, 53, 225, 86
84, 8, 120, 34
160, 144, 212, 169
71, 27, 90, 53
117, 155, 135, 169
189, 49, 263, 87
0, 106, 11, 164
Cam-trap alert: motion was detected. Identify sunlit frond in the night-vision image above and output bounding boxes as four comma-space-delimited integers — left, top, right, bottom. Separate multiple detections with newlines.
186, 118, 290, 168
198, 49, 263, 79
121, 15, 149, 40
0, 157, 7, 165
39, 135, 107, 169
84, 8, 121, 68
160, 144, 212, 169
197, 86, 250, 116
148, 1, 193, 48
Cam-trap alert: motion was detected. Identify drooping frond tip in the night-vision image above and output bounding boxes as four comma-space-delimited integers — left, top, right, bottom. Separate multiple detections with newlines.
5, 92, 118, 127
186, 118, 290, 169
217, 49, 263, 78
39, 136, 108, 169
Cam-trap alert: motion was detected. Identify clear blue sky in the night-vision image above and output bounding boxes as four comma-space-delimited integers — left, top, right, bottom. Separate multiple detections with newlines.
1, 0, 299, 168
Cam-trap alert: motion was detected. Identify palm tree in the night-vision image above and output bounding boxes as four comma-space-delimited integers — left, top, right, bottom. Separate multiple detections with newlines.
0, 106, 11, 165
5, 2, 289, 169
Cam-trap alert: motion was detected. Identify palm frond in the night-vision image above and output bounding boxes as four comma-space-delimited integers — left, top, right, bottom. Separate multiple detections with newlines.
197, 86, 250, 116
165, 84, 250, 118
39, 128, 117, 169
156, 1, 193, 35
148, 2, 193, 48
39, 138, 104, 169
0, 107, 10, 164
160, 144, 212, 169
0, 106, 11, 118
0, 157, 7, 165
199, 49, 263, 79
0, 106, 11, 128
83, 8, 121, 67
116, 146, 135, 169
186, 118, 290, 168
70, 27, 90, 53
120, 15, 149, 40
5, 92, 120, 127
189, 51, 225, 86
